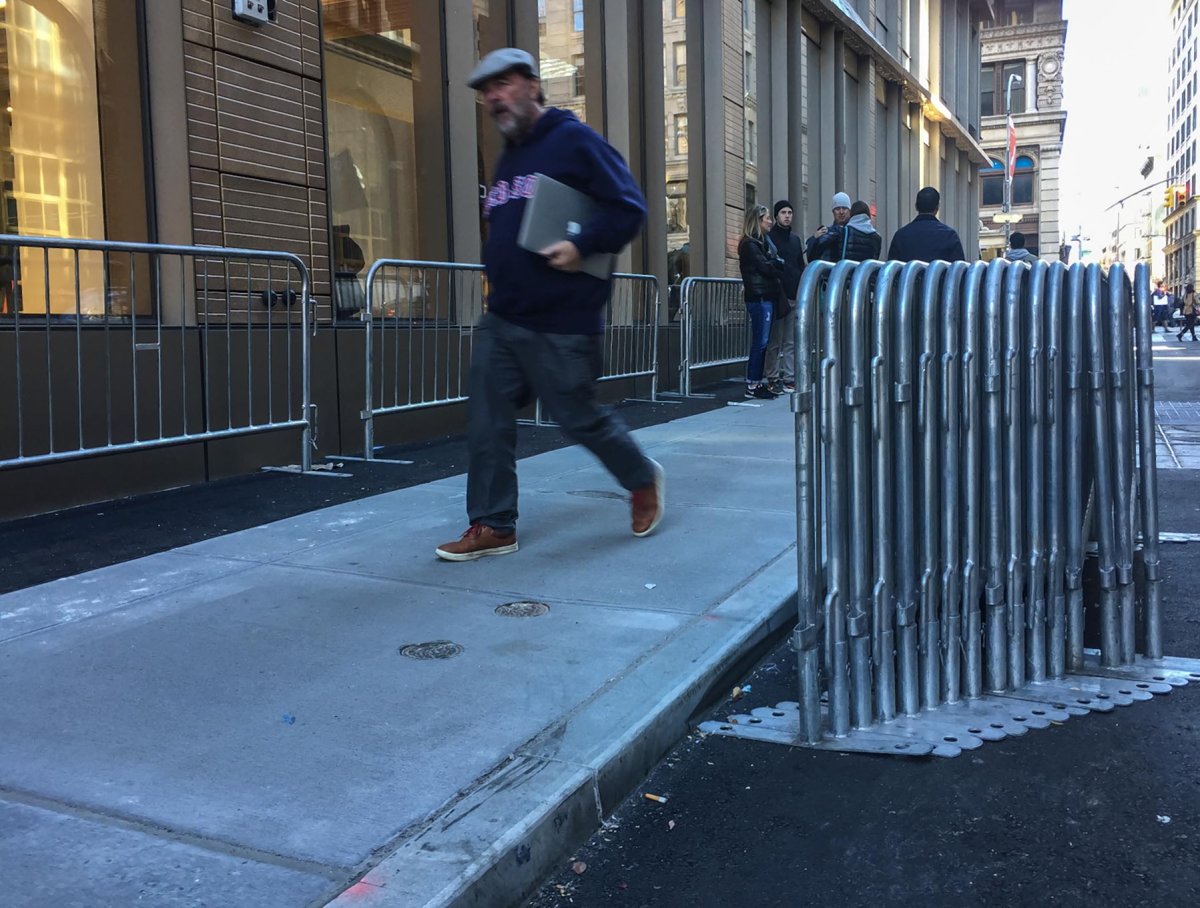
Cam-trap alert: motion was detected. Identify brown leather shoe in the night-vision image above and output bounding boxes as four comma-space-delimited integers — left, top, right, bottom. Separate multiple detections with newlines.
631, 459, 665, 537
435, 524, 518, 561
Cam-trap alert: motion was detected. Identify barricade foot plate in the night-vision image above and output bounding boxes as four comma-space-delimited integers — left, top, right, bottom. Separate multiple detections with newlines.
697, 716, 934, 757
1080, 652, 1200, 685
261, 465, 354, 478
940, 695, 1071, 731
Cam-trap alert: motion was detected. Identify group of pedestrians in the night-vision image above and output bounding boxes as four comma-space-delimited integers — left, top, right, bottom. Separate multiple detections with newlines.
1152, 281, 1198, 342
737, 185, 967, 400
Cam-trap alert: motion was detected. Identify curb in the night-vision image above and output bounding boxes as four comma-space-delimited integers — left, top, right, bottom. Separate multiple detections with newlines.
323, 551, 799, 908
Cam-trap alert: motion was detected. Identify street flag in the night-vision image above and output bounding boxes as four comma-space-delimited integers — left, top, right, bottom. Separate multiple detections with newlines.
1006, 114, 1017, 181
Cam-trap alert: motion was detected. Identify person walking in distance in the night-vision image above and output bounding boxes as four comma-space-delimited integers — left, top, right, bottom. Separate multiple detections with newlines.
436, 48, 664, 562
821, 200, 883, 263
886, 186, 966, 263
764, 199, 805, 394
738, 204, 785, 400
1178, 284, 1198, 342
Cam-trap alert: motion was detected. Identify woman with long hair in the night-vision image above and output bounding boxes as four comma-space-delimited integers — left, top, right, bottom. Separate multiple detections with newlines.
737, 204, 784, 399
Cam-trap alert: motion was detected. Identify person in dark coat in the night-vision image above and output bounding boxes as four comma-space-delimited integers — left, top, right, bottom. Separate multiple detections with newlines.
805, 191, 852, 262
822, 200, 882, 263
737, 204, 785, 400
886, 186, 966, 263
764, 199, 805, 393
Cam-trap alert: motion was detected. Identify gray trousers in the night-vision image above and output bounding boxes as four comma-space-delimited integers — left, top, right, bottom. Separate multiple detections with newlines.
466, 313, 655, 532
764, 305, 797, 383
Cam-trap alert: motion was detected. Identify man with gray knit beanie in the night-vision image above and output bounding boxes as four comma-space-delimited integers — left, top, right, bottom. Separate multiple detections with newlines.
806, 191, 852, 261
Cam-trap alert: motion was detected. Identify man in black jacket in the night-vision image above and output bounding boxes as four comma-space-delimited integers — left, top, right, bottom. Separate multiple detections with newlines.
887, 186, 966, 263
765, 199, 805, 393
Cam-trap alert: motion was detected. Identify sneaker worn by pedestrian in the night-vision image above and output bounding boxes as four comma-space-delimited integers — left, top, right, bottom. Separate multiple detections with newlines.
631, 458, 665, 537
435, 523, 518, 561
752, 384, 777, 400
782, 382, 796, 393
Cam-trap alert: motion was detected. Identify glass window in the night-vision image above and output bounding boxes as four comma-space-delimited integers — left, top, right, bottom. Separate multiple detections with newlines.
980, 63, 994, 117
540, 1, 587, 123
674, 113, 688, 155
324, 0, 443, 317
573, 0, 583, 32
666, 180, 687, 233
981, 174, 1004, 207
673, 41, 687, 86
744, 51, 754, 97
1001, 60, 1026, 113
673, 0, 686, 18
0, 0, 149, 318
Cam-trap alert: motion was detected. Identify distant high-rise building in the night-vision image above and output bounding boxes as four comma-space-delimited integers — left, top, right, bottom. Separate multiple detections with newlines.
977, 0, 1067, 261
1166, 0, 1200, 290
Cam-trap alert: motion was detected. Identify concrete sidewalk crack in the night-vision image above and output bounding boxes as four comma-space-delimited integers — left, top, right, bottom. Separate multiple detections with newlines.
0, 785, 351, 881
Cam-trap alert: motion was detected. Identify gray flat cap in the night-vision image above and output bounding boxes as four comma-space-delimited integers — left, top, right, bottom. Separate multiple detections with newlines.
467, 47, 539, 90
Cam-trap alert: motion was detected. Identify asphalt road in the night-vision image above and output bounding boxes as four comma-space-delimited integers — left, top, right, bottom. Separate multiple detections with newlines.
526, 476, 1200, 908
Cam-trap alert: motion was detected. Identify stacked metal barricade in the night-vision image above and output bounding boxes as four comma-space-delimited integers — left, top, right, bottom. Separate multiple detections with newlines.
702, 259, 1200, 758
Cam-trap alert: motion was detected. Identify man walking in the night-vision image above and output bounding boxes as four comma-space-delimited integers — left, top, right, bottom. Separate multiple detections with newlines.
436, 48, 664, 561
764, 199, 805, 394
886, 186, 966, 263
1005, 232, 1035, 263
806, 192, 852, 261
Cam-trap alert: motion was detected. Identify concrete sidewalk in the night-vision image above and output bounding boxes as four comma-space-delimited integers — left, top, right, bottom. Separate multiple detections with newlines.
0, 397, 799, 908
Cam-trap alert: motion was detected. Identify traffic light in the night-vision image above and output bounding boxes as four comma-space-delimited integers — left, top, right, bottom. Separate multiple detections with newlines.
1166, 186, 1176, 208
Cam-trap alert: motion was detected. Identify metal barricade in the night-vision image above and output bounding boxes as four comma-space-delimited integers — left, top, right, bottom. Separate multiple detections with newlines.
358, 263, 662, 449
524, 272, 663, 426
674, 276, 746, 397
356, 259, 484, 462
702, 259, 1200, 758
0, 234, 314, 473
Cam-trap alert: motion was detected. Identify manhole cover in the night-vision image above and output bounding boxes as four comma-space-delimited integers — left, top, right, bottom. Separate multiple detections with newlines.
399, 640, 463, 660
495, 601, 550, 618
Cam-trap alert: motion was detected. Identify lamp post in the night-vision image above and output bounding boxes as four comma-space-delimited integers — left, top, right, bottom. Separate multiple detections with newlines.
1003, 72, 1024, 247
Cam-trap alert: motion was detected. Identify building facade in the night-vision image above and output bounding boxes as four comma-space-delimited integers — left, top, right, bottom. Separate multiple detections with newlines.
0, 0, 993, 519
1166, 0, 1199, 292
976, 0, 1066, 261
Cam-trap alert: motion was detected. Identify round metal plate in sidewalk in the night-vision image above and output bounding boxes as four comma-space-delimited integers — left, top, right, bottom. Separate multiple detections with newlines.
494, 601, 550, 618
399, 640, 464, 660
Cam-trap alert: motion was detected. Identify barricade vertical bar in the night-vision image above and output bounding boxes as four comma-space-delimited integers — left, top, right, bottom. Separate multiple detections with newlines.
1107, 265, 1137, 665
1003, 262, 1027, 689
362, 260, 380, 460
1086, 264, 1120, 666
42, 248, 54, 454
1133, 263, 1163, 659
893, 262, 925, 715
1044, 262, 1068, 680
960, 262, 988, 699
74, 250, 84, 451
820, 261, 858, 737
939, 261, 970, 705
679, 278, 693, 396
846, 261, 883, 728
1063, 263, 1087, 671
1024, 261, 1049, 683
299, 246, 312, 472
871, 262, 905, 721
917, 261, 948, 710
794, 262, 832, 743
12, 251, 24, 457
982, 259, 1008, 692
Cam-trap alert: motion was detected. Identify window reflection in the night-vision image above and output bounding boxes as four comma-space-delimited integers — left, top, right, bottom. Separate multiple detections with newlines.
322, 1, 422, 318
664, 0, 689, 313
0, 0, 134, 317
539, 0, 586, 124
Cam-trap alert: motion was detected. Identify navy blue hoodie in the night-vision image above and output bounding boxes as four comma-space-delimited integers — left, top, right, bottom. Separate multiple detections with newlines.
482, 108, 647, 335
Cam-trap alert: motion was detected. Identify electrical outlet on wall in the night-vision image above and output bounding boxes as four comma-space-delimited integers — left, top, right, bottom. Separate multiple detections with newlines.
232, 0, 273, 26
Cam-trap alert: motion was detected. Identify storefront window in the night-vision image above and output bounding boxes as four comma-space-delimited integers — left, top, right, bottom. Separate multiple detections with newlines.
0, 0, 147, 317
664, 0, 689, 297
539, 0, 587, 123
323, 1, 445, 318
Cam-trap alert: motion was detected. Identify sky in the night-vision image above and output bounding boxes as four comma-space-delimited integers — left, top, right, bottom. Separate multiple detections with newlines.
1059, 0, 1170, 256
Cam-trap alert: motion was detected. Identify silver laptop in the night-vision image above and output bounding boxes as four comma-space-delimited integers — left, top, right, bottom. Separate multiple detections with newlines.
516, 174, 616, 280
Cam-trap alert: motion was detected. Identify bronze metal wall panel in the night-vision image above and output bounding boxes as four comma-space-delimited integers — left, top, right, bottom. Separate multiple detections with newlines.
214, 52, 308, 186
